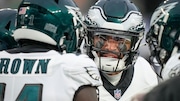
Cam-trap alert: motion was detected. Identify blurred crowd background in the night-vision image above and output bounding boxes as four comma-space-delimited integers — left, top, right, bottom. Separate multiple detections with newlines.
0, 0, 164, 30
0, 0, 164, 18
0, 0, 164, 59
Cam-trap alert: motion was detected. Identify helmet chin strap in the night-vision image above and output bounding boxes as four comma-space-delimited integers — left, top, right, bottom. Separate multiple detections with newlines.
92, 50, 128, 73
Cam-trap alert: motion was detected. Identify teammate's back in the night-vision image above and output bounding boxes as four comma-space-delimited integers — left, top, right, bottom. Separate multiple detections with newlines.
0, 50, 101, 101
0, 0, 102, 101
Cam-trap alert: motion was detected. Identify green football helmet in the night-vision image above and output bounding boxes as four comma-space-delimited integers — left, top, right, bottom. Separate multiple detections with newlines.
84, 0, 145, 73
146, 0, 180, 76
0, 8, 17, 51
14, 0, 84, 53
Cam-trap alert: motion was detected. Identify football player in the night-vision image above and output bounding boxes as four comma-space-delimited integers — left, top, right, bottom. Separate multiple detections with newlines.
0, 0, 102, 101
146, 0, 180, 81
84, 0, 158, 101
131, 0, 180, 100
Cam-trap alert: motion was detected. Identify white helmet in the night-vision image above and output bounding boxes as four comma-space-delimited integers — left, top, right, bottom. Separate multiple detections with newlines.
84, 0, 144, 73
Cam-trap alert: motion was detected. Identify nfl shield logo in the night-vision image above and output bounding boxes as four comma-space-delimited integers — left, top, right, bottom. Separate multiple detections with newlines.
114, 89, 121, 100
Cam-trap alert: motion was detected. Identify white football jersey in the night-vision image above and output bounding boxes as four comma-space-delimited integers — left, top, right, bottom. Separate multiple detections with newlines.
98, 56, 158, 101
162, 53, 180, 80
0, 50, 102, 101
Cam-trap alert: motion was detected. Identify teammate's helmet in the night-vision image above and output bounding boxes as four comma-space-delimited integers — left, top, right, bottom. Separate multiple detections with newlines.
146, 0, 180, 77
0, 8, 17, 51
14, 0, 84, 53
84, 0, 144, 73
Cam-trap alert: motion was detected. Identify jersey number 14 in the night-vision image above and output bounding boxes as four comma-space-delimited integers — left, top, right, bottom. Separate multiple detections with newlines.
0, 83, 42, 101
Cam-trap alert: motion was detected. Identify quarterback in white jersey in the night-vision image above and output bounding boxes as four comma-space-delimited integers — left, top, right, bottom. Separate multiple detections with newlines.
97, 56, 158, 101
84, 0, 158, 101
0, 0, 102, 101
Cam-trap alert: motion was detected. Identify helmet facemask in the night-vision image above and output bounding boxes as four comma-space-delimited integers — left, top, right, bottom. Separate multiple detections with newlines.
86, 27, 141, 73
146, 1, 180, 78
147, 24, 180, 77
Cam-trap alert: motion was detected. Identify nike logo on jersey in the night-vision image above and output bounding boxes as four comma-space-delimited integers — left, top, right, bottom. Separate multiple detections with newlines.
0, 58, 50, 75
